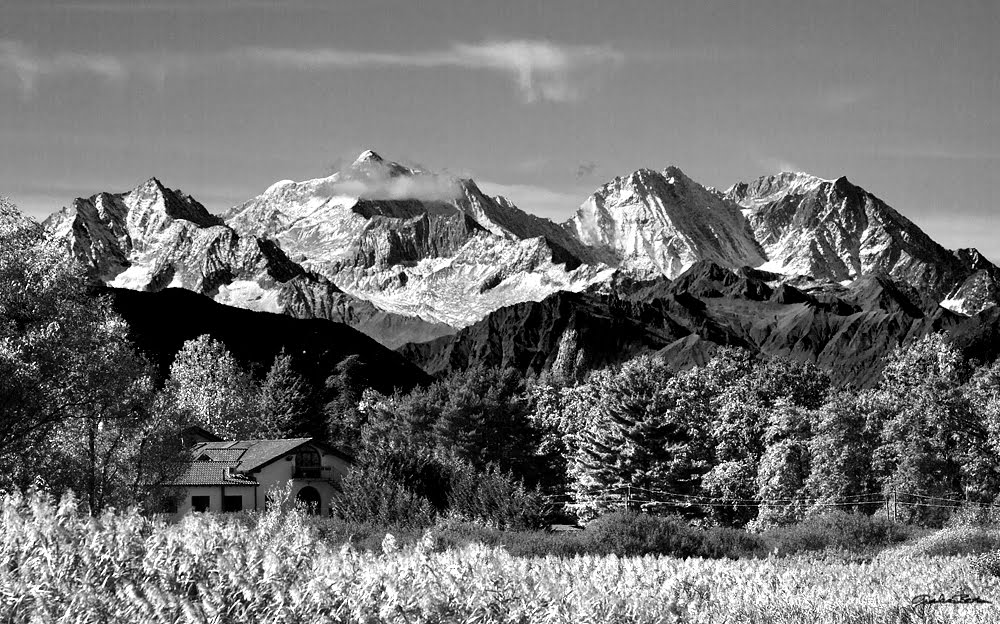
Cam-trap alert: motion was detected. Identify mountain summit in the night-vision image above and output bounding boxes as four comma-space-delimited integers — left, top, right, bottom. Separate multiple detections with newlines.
224, 151, 611, 327
726, 172, 1000, 314
564, 166, 765, 278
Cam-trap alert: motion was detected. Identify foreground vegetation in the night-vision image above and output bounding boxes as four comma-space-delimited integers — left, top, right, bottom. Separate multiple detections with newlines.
5, 491, 1000, 623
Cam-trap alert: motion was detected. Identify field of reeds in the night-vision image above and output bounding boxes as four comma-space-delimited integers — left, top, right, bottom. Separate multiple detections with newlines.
3, 490, 1000, 623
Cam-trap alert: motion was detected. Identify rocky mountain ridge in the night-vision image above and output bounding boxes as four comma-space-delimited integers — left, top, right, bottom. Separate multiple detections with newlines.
27, 151, 1000, 373
41, 178, 455, 348
564, 166, 766, 278
725, 172, 1000, 315
399, 261, 969, 386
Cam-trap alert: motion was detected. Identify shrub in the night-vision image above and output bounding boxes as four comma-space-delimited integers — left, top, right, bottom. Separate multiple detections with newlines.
446, 461, 547, 530
892, 525, 1000, 557
945, 503, 1000, 527
580, 512, 767, 558
762, 511, 912, 554
330, 463, 436, 527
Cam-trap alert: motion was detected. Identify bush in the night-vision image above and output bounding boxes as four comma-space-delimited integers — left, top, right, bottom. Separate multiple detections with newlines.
446, 461, 547, 530
315, 508, 921, 560
330, 463, 436, 527
945, 503, 1000, 527
892, 525, 1000, 557
763, 511, 912, 554
580, 512, 767, 559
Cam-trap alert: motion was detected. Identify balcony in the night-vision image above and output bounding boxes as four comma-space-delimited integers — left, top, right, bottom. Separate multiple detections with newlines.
293, 466, 323, 479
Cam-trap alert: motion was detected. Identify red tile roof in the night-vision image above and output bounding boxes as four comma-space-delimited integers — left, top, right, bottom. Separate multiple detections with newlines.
171, 461, 259, 487
190, 438, 313, 472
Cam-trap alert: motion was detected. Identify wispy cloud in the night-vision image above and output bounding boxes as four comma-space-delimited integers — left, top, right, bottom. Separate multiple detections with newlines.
235, 40, 625, 102
576, 161, 598, 179
0, 38, 623, 103
0, 39, 127, 94
319, 175, 462, 203
754, 155, 807, 174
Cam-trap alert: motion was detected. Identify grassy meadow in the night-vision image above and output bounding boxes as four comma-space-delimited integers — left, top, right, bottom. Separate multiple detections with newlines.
4, 491, 1000, 623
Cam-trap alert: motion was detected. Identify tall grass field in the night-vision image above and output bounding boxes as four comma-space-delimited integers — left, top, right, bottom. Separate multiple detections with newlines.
4, 491, 1000, 623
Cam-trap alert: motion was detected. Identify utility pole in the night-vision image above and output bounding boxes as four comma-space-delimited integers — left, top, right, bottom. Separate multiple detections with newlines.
625, 485, 631, 513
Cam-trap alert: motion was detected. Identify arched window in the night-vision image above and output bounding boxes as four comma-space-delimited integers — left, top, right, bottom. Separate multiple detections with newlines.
294, 447, 321, 478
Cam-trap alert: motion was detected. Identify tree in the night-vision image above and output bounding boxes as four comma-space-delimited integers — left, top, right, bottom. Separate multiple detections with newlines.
871, 333, 977, 522
962, 359, 1000, 500
0, 222, 185, 509
752, 399, 813, 529
258, 349, 312, 438
805, 390, 879, 508
569, 354, 709, 519
431, 366, 538, 476
166, 334, 259, 438
325, 354, 376, 450
701, 352, 829, 526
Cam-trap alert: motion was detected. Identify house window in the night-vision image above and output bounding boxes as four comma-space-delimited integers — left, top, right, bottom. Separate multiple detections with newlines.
191, 496, 210, 512
222, 495, 242, 513
295, 448, 321, 479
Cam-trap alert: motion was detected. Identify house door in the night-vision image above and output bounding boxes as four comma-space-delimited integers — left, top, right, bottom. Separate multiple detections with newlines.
295, 486, 321, 515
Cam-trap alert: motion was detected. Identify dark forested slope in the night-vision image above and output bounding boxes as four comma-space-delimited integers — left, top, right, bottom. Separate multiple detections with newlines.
108, 286, 430, 392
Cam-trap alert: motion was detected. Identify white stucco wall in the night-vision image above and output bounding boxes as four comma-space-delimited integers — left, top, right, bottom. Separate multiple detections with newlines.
250, 444, 350, 516
175, 484, 258, 516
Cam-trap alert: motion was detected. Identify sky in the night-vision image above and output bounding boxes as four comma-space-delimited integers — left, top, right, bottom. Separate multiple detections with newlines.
1, 0, 998, 256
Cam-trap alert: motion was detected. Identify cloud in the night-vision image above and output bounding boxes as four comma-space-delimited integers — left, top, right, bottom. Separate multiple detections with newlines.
315, 159, 461, 202
320, 175, 462, 202
0, 39, 127, 94
753, 155, 806, 174
234, 39, 625, 102
0, 38, 624, 102
576, 161, 598, 179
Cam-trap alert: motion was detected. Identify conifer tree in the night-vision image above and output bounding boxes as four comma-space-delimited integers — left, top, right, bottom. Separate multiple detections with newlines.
258, 349, 311, 438
569, 355, 704, 519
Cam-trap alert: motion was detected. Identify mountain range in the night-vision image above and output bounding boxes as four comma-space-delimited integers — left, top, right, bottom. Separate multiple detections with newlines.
14, 151, 1000, 385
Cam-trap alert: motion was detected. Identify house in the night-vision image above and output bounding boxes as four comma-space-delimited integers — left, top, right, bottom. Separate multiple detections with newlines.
167, 432, 352, 517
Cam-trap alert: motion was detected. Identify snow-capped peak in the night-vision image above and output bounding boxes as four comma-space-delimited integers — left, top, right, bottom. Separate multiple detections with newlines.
725, 171, 833, 207
353, 149, 384, 165
565, 165, 765, 279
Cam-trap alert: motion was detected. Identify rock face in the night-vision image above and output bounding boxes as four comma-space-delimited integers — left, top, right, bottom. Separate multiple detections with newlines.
564, 167, 765, 278
224, 150, 611, 327
42, 177, 454, 349
726, 172, 1000, 315
399, 261, 968, 386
